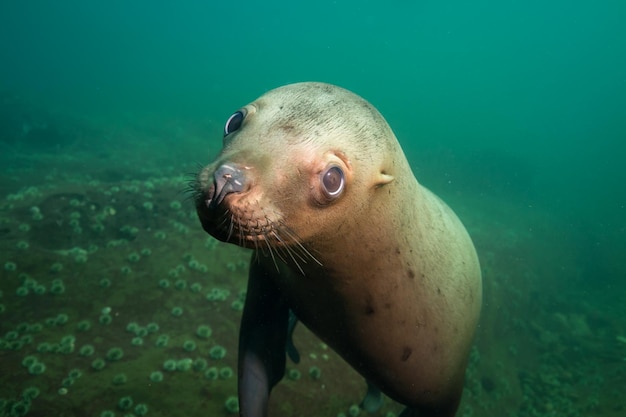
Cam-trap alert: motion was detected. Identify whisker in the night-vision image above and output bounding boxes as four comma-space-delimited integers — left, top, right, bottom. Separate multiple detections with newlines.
262, 230, 280, 273
180, 169, 204, 202
268, 231, 290, 264
216, 209, 231, 227
226, 213, 235, 242
238, 216, 245, 248
278, 223, 323, 266
273, 230, 305, 275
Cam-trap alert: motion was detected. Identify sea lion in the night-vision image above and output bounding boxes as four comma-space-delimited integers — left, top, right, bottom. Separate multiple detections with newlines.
194, 82, 482, 417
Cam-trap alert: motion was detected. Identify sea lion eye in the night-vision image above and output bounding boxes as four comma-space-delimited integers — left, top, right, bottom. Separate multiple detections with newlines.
321, 166, 345, 199
224, 110, 245, 137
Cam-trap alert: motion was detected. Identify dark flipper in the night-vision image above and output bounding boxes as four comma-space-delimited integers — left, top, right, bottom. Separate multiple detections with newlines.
285, 309, 301, 364
238, 260, 289, 417
287, 311, 381, 414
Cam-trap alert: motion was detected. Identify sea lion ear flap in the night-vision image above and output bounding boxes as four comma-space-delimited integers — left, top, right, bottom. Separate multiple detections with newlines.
373, 171, 395, 188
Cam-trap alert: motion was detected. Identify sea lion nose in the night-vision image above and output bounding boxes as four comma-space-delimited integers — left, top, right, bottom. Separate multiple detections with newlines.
207, 163, 246, 209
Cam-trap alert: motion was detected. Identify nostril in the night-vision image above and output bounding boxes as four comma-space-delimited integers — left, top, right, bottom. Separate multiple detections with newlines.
207, 164, 246, 209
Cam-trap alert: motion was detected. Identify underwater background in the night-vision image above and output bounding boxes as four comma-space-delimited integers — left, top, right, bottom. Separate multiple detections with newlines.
1, 1, 625, 416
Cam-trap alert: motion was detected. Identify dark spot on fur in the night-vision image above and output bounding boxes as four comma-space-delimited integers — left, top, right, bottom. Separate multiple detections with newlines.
384, 302, 391, 309
437, 287, 442, 295
407, 269, 415, 279
401, 347, 412, 361
395, 247, 401, 254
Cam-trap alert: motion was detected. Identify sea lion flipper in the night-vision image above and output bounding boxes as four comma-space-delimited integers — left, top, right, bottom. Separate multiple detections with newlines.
238, 260, 289, 417
285, 309, 301, 364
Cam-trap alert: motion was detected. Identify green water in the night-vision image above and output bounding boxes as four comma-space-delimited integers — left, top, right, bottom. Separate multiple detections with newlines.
1, 1, 625, 416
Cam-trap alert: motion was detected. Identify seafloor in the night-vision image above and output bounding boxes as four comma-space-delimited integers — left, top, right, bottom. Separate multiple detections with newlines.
0, 95, 624, 417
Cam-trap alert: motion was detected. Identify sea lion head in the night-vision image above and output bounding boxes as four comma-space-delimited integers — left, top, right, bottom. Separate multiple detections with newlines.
194, 82, 399, 267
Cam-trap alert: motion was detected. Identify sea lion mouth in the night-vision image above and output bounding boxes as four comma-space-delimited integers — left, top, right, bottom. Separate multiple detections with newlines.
193, 162, 322, 273
194, 185, 321, 273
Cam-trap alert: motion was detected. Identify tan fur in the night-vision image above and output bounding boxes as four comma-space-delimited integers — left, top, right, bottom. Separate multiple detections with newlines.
198, 82, 482, 413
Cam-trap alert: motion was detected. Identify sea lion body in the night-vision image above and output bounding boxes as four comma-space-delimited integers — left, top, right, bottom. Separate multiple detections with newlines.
195, 82, 482, 417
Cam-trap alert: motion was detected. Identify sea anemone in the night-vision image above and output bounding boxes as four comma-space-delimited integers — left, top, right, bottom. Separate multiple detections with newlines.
77, 320, 92, 331
112, 373, 127, 385
36, 342, 51, 353
224, 396, 239, 414
21, 355, 38, 368
68, 369, 82, 379
21, 386, 40, 400
134, 403, 148, 416
219, 367, 234, 379
117, 396, 133, 411
4, 331, 18, 341
193, 358, 208, 372
146, 322, 159, 333
309, 366, 321, 380
15, 287, 29, 296
163, 359, 177, 372
55, 313, 69, 325
205, 367, 219, 380
50, 262, 63, 272
155, 335, 169, 347
176, 358, 192, 371
183, 340, 196, 352
28, 361, 46, 375
28, 323, 43, 333
287, 369, 301, 381
49, 282, 65, 295
106, 347, 124, 361
209, 345, 226, 359
9, 401, 30, 417
196, 325, 212, 339
4, 262, 17, 271
79, 344, 95, 356
348, 404, 361, 417
127, 252, 141, 263
91, 358, 106, 371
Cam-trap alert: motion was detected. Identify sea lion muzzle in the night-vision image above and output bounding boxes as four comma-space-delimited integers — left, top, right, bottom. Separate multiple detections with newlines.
206, 163, 246, 209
